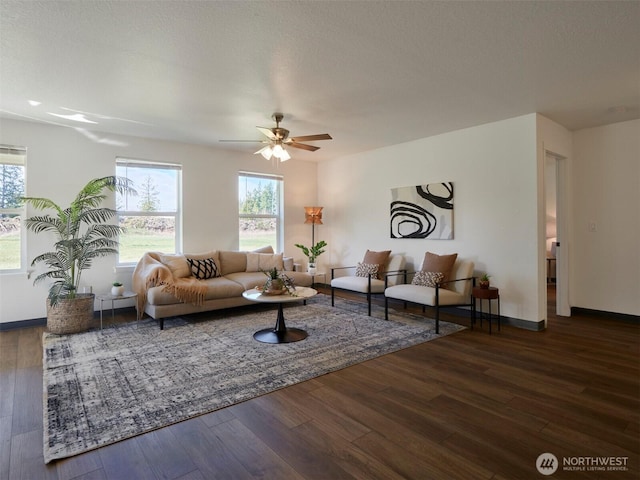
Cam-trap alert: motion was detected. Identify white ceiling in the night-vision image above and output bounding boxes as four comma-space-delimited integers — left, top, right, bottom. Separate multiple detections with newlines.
1, 0, 639, 162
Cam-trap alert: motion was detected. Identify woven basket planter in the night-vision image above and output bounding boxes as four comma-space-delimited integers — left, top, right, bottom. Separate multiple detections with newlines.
46, 294, 95, 334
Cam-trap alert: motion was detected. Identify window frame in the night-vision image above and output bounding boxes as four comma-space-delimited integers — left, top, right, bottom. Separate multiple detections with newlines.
116, 157, 182, 266
238, 171, 284, 252
0, 145, 27, 273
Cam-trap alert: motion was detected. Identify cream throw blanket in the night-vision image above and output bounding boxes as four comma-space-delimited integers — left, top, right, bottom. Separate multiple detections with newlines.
132, 252, 208, 319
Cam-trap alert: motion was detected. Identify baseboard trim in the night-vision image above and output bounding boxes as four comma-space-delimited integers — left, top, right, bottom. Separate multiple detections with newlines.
571, 307, 639, 323
0, 310, 131, 332
502, 316, 546, 331
451, 307, 544, 331
0, 317, 46, 331
429, 305, 545, 331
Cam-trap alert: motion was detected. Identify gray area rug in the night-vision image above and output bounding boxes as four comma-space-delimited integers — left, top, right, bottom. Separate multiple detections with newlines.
43, 294, 464, 463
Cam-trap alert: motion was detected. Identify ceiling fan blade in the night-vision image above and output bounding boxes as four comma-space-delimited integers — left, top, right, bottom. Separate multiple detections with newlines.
289, 133, 332, 142
219, 139, 265, 143
288, 142, 320, 152
256, 127, 277, 140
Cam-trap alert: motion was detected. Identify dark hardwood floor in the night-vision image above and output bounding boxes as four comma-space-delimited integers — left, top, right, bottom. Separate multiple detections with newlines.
1, 286, 638, 479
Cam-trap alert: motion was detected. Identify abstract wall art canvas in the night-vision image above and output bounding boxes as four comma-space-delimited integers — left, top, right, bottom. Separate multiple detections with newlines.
390, 182, 454, 239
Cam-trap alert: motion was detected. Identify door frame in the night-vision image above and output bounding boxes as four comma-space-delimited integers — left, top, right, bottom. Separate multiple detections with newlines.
546, 150, 571, 317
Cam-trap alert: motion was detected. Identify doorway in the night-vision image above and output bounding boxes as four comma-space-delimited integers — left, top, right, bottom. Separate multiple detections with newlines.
545, 151, 570, 317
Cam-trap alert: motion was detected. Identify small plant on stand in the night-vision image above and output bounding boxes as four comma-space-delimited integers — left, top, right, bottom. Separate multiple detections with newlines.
294, 240, 327, 274
479, 273, 491, 289
111, 282, 124, 296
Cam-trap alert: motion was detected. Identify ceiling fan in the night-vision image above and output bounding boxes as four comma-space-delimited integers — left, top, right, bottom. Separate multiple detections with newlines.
220, 113, 332, 161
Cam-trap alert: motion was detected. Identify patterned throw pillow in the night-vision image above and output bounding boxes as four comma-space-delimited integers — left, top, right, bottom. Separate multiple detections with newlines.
355, 262, 379, 278
412, 271, 444, 287
186, 257, 221, 280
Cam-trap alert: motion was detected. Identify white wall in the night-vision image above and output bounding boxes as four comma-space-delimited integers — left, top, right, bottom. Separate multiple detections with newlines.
536, 115, 573, 319
4, 115, 635, 325
319, 114, 543, 326
0, 118, 318, 323
572, 119, 640, 316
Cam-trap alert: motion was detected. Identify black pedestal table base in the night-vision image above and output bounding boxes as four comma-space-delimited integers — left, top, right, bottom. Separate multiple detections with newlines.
253, 302, 308, 344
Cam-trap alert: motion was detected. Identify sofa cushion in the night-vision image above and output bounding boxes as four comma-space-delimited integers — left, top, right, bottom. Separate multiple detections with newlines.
421, 252, 458, 289
185, 250, 218, 260
246, 252, 284, 272
385, 284, 467, 306
362, 249, 391, 278
412, 271, 444, 287
331, 276, 386, 294
281, 271, 313, 287
158, 254, 191, 278
201, 277, 246, 299
283, 256, 294, 271
218, 251, 247, 275
147, 276, 245, 305
225, 271, 272, 291
253, 245, 274, 254
225, 270, 313, 291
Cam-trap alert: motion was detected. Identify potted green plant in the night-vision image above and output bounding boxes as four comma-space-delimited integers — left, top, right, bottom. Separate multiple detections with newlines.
22, 176, 136, 334
294, 240, 327, 274
261, 267, 295, 295
111, 282, 125, 296
479, 273, 491, 289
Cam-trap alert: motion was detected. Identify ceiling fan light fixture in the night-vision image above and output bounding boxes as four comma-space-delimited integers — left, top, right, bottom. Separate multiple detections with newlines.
226, 112, 332, 162
279, 148, 291, 161
272, 143, 284, 156
255, 145, 273, 160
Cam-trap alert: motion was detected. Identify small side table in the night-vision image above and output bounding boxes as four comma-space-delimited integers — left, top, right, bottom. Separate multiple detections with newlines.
472, 286, 500, 334
97, 291, 138, 330
311, 271, 326, 287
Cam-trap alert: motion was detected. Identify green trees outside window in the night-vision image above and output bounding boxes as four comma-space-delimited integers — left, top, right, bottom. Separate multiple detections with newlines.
239, 173, 283, 251
0, 146, 26, 270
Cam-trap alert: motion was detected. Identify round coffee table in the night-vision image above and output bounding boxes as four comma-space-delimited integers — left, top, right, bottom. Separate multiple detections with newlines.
242, 286, 317, 343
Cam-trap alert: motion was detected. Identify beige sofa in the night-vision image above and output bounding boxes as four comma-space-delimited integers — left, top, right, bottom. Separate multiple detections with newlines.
133, 247, 313, 329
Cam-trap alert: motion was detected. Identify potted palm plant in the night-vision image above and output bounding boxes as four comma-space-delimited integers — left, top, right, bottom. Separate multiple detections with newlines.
22, 176, 136, 334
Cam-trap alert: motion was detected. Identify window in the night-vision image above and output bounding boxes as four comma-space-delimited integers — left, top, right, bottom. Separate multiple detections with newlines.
116, 158, 182, 264
239, 172, 283, 251
0, 145, 26, 271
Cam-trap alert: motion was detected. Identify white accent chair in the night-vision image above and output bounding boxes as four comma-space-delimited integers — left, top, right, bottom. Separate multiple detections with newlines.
331, 254, 406, 316
384, 259, 475, 333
